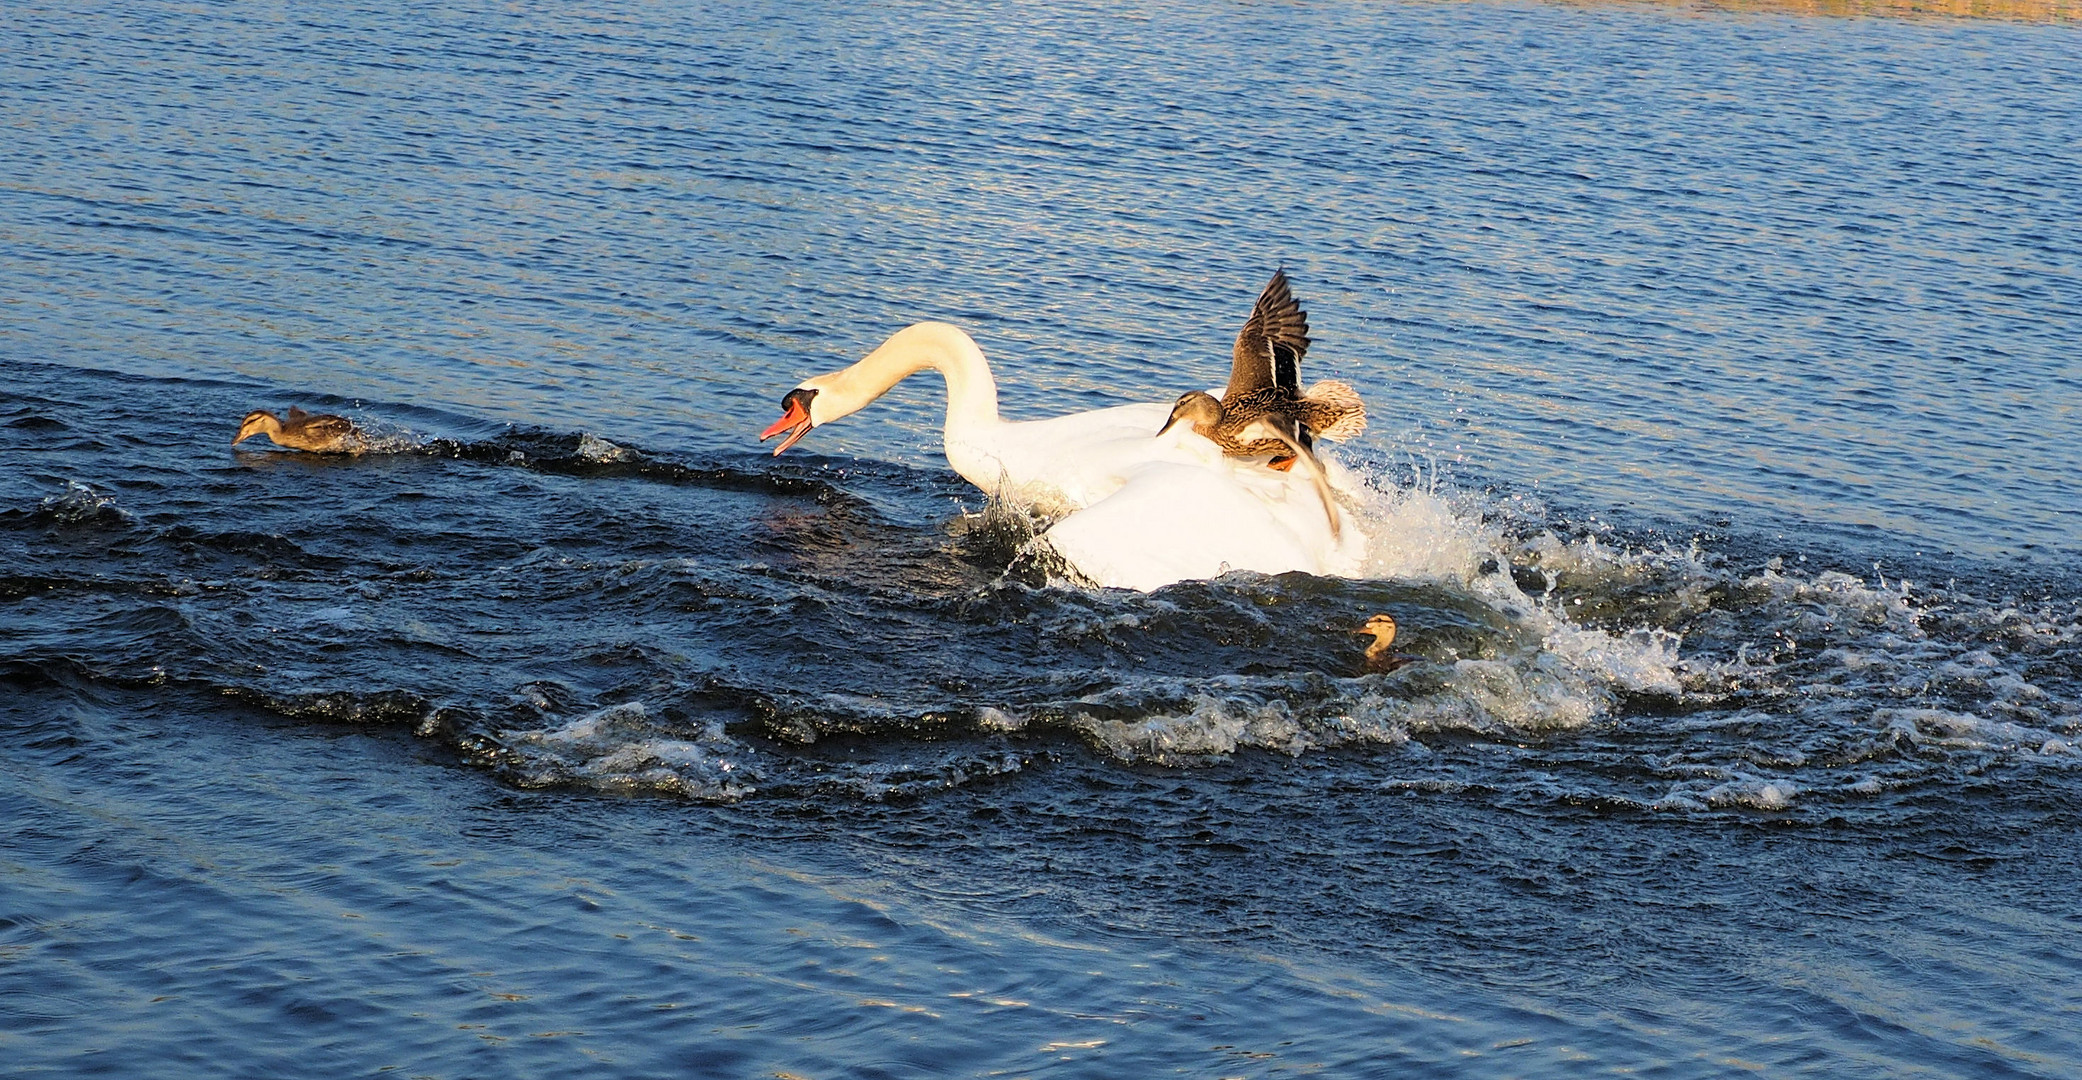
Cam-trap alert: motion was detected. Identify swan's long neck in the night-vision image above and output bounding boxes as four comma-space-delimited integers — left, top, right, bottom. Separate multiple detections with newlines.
814, 321, 1001, 436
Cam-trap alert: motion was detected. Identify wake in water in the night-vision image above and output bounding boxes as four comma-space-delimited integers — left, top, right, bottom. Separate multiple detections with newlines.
5, 385, 2077, 811
496, 438, 2068, 805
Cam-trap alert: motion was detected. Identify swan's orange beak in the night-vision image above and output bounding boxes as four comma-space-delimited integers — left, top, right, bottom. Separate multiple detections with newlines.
759, 389, 816, 455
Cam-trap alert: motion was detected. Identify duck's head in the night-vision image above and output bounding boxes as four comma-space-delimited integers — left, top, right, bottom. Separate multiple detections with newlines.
1354, 613, 1397, 647
233, 410, 280, 445
1158, 391, 1223, 438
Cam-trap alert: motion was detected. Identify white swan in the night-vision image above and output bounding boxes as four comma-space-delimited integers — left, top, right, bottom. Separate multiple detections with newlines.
758, 320, 1366, 591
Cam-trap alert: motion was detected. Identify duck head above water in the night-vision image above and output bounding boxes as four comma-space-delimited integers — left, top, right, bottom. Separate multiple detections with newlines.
1355, 613, 1398, 657
1353, 613, 1420, 672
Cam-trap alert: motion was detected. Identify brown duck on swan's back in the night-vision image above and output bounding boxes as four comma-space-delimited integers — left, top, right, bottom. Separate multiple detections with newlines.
1158, 269, 1367, 467
1159, 270, 1368, 536
232, 407, 365, 453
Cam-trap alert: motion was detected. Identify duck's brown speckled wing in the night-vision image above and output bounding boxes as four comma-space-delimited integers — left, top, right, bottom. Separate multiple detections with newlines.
1227, 270, 1312, 398
279, 409, 362, 451
1217, 387, 1312, 456
298, 413, 357, 440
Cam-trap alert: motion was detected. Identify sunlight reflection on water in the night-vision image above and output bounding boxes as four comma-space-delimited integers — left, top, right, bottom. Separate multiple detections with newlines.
10, 0, 2073, 558
3, 4, 2081, 1074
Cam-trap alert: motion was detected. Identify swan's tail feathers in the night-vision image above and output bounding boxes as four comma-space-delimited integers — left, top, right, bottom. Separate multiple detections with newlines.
1301, 379, 1367, 442
1238, 416, 1342, 539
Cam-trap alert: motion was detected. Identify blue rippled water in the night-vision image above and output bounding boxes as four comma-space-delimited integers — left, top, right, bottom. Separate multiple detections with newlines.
4, 1, 2079, 1077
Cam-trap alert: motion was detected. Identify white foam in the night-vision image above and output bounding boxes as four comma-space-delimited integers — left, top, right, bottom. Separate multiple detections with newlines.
1058, 643, 1651, 768
1074, 696, 1306, 764
975, 706, 1027, 734
1347, 469, 1500, 584
1647, 773, 1800, 812
1878, 707, 2068, 754
1342, 466, 1689, 710
1747, 566, 1925, 631
1407, 657, 1603, 733
1007, 452, 1690, 748
38, 480, 131, 524
500, 701, 755, 801
576, 433, 639, 462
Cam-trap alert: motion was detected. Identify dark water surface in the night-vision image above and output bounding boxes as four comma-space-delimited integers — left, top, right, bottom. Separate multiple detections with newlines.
5, 1, 2080, 1077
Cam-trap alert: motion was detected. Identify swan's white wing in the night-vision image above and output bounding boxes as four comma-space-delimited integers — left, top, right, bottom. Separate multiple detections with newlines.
937, 393, 1365, 592
944, 401, 1178, 511
1234, 415, 1341, 539
1039, 454, 1364, 592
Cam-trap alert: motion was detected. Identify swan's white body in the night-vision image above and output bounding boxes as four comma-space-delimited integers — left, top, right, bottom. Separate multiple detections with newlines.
762, 322, 1365, 591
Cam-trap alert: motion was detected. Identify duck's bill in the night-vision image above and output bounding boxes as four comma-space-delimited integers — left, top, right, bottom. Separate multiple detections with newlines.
759, 389, 815, 455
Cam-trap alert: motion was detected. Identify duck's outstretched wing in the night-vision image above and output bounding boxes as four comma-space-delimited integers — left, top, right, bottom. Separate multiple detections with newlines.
1299, 379, 1367, 442
1228, 270, 1312, 397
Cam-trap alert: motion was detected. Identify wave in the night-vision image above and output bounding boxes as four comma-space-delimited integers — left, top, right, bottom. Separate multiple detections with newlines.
4, 412, 2076, 810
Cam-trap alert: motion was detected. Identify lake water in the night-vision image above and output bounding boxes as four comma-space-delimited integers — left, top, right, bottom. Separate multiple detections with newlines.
4, 1, 2079, 1076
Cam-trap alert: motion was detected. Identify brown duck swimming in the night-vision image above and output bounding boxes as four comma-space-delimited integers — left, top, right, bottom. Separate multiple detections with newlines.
1354, 613, 1419, 672
1158, 269, 1366, 469
232, 407, 366, 453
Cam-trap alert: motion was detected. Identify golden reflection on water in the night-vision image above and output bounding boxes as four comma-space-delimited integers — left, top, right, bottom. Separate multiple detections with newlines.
1541, 0, 2079, 22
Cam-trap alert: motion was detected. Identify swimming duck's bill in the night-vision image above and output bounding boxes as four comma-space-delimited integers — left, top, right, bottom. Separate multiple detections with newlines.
1354, 613, 1398, 645
232, 410, 276, 445
760, 387, 819, 455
